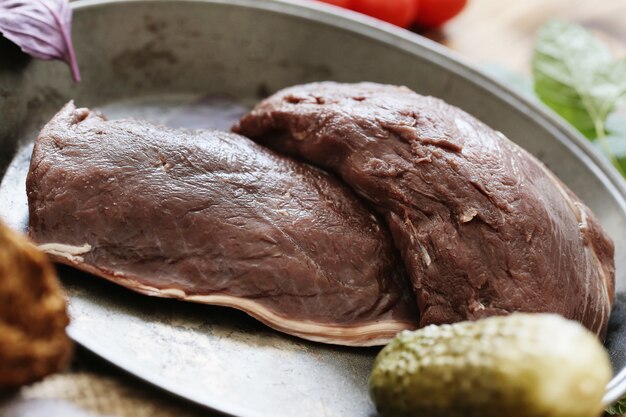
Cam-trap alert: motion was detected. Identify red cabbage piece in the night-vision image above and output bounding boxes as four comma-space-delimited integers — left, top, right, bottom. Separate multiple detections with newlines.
0, 0, 80, 82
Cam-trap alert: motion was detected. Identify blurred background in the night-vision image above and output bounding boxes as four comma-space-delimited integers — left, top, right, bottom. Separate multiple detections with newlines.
442, 0, 626, 73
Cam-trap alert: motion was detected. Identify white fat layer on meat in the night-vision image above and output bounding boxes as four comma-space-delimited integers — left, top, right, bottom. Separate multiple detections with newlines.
573, 200, 611, 334
97, 276, 413, 346
402, 217, 432, 267
38, 242, 92, 263
460, 208, 478, 223
530, 160, 612, 335
418, 242, 432, 267
159, 288, 186, 298
575, 202, 588, 231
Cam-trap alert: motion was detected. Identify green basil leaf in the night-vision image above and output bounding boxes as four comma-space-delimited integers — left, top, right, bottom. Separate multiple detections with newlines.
532, 20, 625, 139
607, 113, 626, 136
599, 58, 626, 104
594, 114, 626, 174
606, 396, 626, 416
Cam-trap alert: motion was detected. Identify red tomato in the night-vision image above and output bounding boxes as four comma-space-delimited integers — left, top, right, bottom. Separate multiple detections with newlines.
351, 0, 419, 28
317, 0, 352, 8
414, 0, 467, 28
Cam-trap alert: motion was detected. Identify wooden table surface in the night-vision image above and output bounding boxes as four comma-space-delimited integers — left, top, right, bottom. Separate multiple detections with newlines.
443, 0, 626, 73
1, 1, 625, 417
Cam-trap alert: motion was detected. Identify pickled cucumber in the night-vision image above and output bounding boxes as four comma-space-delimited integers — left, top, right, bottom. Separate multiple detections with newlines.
369, 313, 611, 417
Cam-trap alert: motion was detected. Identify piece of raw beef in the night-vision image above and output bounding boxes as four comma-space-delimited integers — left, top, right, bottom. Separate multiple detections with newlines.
27, 102, 418, 346
234, 82, 615, 339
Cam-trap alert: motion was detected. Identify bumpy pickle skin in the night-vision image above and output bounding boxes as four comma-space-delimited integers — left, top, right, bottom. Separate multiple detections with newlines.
369, 313, 611, 417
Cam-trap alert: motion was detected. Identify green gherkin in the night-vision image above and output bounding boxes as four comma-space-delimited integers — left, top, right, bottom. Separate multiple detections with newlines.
369, 313, 611, 417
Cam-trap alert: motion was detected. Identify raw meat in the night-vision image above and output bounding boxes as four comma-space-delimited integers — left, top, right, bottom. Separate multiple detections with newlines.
26, 102, 419, 346
234, 82, 615, 338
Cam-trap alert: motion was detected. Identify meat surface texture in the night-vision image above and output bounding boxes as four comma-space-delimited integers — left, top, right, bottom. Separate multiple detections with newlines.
27, 102, 419, 346
234, 82, 616, 338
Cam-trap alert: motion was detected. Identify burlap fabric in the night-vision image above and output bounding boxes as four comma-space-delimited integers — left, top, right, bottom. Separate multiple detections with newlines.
0, 348, 216, 417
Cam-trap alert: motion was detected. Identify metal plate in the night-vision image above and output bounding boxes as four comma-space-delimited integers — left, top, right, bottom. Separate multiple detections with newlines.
1, 0, 626, 415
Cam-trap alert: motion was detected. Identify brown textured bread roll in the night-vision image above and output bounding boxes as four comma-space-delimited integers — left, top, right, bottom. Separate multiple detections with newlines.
0, 220, 72, 389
